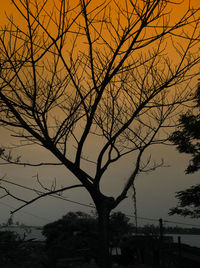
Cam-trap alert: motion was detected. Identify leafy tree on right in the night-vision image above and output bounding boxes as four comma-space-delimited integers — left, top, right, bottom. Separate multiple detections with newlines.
169, 83, 200, 218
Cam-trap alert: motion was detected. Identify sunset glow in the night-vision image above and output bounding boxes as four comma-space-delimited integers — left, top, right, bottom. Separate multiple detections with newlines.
0, 0, 200, 231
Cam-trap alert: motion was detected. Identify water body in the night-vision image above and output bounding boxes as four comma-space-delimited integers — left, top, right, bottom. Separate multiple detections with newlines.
1, 226, 200, 248
169, 234, 200, 248
0, 225, 45, 241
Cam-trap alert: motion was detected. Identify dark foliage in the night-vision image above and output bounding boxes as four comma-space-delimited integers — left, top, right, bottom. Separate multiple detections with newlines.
42, 211, 133, 265
0, 231, 23, 266
109, 211, 133, 245
43, 211, 98, 265
0, 230, 47, 268
169, 86, 200, 174
169, 86, 200, 218
169, 184, 200, 218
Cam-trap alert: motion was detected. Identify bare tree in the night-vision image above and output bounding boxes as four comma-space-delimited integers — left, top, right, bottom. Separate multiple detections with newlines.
0, 0, 200, 267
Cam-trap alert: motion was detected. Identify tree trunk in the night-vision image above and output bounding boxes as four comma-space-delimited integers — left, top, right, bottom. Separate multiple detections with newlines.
96, 207, 111, 268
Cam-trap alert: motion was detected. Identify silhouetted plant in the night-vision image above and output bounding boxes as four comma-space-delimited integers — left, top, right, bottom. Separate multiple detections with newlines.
169, 83, 200, 218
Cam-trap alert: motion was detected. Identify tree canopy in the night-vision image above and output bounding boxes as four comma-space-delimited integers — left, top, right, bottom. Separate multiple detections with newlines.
0, 230, 42, 267
169, 87, 200, 174
169, 83, 200, 218
42, 211, 133, 265
169, 184, 200, 218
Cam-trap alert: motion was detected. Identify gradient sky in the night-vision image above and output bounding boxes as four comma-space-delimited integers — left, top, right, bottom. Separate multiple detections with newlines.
0, 0, 200, 229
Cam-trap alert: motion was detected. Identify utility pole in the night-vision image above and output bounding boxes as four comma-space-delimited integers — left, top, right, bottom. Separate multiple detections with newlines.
159, 218, 163, 243
159, 218, 164, 267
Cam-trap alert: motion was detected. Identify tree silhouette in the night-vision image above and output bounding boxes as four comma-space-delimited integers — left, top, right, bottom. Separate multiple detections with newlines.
169, 82, 200, 218
43, 211, 98, 267
169, 184, 200, 218
0, 0, 200, 267
169, 88, 200, 174
42, 211, 133, 266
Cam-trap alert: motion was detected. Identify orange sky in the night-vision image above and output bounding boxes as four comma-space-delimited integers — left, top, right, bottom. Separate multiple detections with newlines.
0, 0, 200, 227
0, 0, 193, 24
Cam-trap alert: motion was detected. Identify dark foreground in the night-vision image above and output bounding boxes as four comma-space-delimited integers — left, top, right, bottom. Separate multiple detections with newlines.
1, 233, 200, 268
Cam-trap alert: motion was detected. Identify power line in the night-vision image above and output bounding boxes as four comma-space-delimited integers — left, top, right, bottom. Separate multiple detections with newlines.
1, 178, 95, 209
126, 214, 159, 223
1, 178, 200, 228
0, 200, 50, 222
163, 219, 200, 228
126, 214, 200, 228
